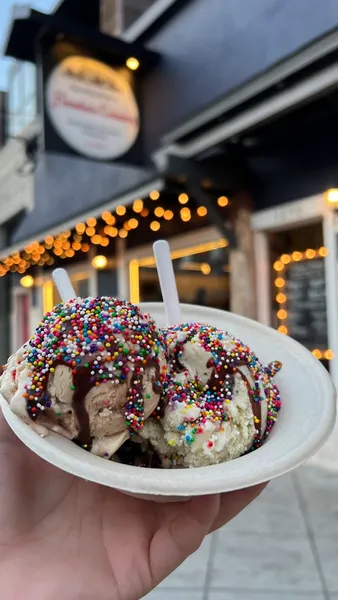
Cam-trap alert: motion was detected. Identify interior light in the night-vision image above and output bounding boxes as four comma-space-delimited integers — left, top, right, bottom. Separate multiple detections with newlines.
150, 190, 160, 201
326, 188, 338, 204
201, 263, 211, 275
126, 57, 140, 71
92, 255, 108, 270
20, 275, 34, 288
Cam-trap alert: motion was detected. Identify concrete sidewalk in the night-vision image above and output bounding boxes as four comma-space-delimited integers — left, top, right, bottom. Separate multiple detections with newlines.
144, 426, 338, 600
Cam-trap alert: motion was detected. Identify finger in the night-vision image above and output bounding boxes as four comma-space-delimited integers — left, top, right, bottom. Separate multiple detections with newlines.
209, 483, 268, 533
150, 494, 220, 585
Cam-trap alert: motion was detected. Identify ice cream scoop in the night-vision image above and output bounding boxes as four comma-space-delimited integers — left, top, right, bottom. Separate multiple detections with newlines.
142, 322, 281, 468
0, 297, 167, 459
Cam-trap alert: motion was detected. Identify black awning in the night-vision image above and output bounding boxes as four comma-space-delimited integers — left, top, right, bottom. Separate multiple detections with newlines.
4, 7, 159, 68
10, 153, 157, 244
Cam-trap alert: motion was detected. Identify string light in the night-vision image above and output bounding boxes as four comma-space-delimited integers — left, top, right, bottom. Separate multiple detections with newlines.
105, 226, 118, 237
133, 199, 143, 213
150, 221, 160, 232
217, 196, 229, 207
178, 193, 189, 205
128, 218, 139, 229
116, 205, 126, 216
292, 251, 302, 262
275, 277, 285, 288
0, 195, 227, 278
154, 207, 165, 218
305, 249, 316, 259
91, 235, 102, 245
273, 261, 284, 272
197, 206, 208, 217
274, 248, 332, 359
180, 207, 191, 222
102, 212, 112, 222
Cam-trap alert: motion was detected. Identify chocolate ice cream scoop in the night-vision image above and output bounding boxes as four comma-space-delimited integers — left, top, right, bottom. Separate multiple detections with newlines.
0, 297, 167, 459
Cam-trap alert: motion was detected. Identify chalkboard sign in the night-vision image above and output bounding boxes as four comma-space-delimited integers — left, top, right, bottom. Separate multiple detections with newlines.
284, 258, 328, 349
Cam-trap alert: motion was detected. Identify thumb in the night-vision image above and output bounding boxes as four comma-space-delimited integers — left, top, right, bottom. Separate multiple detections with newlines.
150, 494, 220, 585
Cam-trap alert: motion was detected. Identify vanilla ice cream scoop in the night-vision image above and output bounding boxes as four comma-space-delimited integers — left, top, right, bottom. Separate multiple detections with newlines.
142, 323, 281, 468
0, 297, 167, 459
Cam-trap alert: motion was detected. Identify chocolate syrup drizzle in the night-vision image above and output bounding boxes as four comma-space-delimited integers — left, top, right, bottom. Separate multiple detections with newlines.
24, 299, 165, 449
165, 326, 281, 443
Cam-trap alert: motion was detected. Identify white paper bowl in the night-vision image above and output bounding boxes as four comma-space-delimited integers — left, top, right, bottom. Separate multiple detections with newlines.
0, 303, 336, 501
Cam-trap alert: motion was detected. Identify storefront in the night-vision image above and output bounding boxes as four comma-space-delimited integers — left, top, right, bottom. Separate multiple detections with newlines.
2, 0, 338, 382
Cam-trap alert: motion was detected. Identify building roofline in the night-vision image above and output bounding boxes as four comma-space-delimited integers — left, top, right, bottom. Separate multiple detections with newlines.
153, 60, 338, 167
161, 24, 338, 145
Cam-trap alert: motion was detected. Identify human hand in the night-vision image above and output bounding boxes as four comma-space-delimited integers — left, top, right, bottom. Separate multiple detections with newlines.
0, 414, 266, 600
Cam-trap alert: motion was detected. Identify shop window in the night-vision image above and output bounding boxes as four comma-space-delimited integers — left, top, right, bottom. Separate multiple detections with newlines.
131, 239, 230, 311
7, 61, 37, 138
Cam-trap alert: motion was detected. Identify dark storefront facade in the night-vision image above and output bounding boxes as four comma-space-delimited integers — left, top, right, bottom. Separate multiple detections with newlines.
2, 0, 338, 385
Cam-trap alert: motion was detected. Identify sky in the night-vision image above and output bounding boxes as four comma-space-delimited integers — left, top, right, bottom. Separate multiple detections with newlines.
0, 0, 57, 90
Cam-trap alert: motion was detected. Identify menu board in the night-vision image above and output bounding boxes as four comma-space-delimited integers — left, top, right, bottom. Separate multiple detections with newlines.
284, 258, 328, 349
